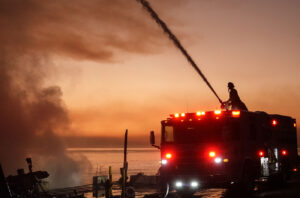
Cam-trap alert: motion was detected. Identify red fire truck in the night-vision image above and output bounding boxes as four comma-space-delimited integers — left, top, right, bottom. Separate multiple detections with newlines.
150, 110, 298, 195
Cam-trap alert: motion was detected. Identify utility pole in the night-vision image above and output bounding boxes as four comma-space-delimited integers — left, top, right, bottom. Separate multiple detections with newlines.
121, 129, 128, 198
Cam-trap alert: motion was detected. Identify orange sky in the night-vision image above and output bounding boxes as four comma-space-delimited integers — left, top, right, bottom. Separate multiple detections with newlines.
39, 0, 300, 140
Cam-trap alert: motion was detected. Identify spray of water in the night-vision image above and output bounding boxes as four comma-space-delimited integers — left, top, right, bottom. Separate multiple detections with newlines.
137, 0, 223, 104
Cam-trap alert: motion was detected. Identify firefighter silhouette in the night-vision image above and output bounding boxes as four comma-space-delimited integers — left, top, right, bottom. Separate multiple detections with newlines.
223, 82, 248, 111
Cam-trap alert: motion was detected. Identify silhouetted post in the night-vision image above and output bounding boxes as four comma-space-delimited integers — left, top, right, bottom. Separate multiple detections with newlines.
0, 164, 12, 198
26, 158, 33, 173
121, 129, 128, 198
109, 166, 112, 198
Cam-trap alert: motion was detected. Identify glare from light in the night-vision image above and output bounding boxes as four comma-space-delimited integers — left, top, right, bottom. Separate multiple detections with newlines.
190, 181, 198, 188
272, 119, 277, 126
175, 181, 183, 188
209, 151, 216, 158
214, 110, 222, 115
196, 111, 205, 116
174, 113, 179, 118
294, 123, 297, 127
223, 158, 229, 163
166, 153, 172, 159
214, 157, 222, 163
161, 159, 167, 165
232, 110, 240, 117
181, 113, 185, 117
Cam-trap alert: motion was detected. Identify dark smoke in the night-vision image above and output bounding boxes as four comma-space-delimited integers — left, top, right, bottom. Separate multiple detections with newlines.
0, 52, 85, 187
0, 0, 179, 188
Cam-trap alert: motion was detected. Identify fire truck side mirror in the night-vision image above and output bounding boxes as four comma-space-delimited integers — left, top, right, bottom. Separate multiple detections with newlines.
150, 131, 155, 145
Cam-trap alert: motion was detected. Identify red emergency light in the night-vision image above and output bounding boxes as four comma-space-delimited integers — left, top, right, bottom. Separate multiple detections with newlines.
196, 111, 206, 116
232, 110, 240, 117
214, 110, 222, 115
258, 150, 264, 157
281, 150, 287, 156
166, 153, 172, 159
209, 151, 216, 158
272, 119, 278, 126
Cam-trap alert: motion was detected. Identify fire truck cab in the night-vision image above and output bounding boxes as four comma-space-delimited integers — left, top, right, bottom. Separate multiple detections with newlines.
150, 110, 298, 194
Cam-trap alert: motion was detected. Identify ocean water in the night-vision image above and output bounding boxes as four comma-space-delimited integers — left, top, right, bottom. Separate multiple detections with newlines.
67, 148, 161, 184
67, 148, 300, 185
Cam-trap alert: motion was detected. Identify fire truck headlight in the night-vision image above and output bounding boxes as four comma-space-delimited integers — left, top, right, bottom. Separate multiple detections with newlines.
175, 181, 183, 188
161, 159, 167, 165
214, 157, 222, 163
190, 181, 199, 188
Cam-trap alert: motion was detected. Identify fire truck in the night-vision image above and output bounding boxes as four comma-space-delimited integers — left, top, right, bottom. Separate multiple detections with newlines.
150, 109, 298, 195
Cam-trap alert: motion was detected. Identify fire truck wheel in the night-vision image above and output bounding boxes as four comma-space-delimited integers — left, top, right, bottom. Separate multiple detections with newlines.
159, 181, 169, 198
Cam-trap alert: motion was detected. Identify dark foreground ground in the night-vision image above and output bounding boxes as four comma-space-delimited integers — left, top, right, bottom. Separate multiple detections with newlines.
138, 173, 300, 198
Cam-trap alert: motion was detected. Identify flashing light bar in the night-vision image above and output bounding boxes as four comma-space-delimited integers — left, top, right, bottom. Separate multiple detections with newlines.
196, 111, 206, 116
232, 110, 240, 117
171, 110, 243, 119
214, 110, 222, 115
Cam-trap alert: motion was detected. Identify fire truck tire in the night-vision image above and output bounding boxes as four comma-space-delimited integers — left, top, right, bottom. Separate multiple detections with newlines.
158, 179, 169, 198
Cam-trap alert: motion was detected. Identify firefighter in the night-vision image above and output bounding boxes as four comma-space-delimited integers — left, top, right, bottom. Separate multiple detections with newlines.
223, 82, 248, 111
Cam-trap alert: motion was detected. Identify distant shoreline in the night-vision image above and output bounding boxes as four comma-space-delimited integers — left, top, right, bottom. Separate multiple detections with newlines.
66, 147, 159, 152
67, 147, 300, 155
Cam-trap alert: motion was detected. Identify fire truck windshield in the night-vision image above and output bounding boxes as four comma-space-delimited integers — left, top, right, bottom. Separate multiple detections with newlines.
163, 120, 240, 144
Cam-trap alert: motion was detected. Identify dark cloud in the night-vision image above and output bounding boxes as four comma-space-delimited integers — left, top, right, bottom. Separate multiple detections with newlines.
0, 0, 175, 62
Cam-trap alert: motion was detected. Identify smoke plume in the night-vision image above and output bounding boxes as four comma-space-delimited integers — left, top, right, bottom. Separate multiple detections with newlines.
0, 0, 179, 187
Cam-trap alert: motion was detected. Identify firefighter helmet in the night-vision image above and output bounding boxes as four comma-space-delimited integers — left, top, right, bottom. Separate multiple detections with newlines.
228, 82, 234, 89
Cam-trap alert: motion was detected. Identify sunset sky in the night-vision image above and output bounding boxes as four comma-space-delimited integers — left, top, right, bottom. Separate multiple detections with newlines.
2, 0, 300, 141
51, 0, 300, 139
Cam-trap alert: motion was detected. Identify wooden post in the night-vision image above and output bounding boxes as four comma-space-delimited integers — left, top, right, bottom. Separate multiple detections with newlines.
109, 166, 112, 198
121, 129, 128, 198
